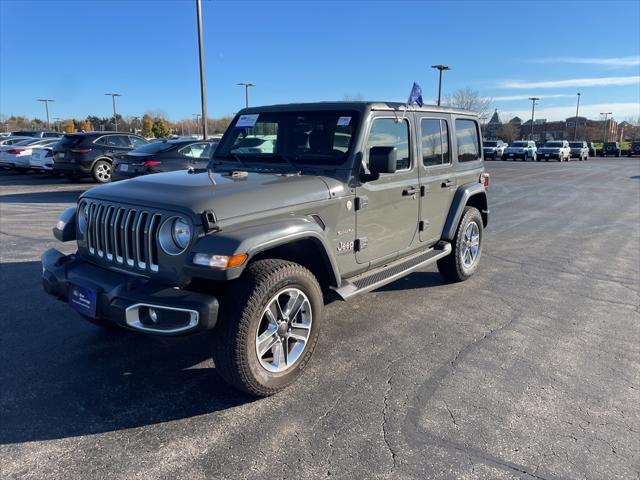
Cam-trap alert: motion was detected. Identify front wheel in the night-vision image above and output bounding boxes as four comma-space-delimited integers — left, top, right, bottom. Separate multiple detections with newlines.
437, 206, 483, 282
212, 259, 323, 396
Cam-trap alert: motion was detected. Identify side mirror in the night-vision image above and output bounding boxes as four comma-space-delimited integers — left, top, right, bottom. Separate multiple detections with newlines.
368, 146, 397, 175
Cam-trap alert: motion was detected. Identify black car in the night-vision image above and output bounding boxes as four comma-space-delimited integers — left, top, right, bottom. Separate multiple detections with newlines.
602, 142, 621, 157
628, 141, 640, 157
52, 132, 149, 183
112, 139, 217, 180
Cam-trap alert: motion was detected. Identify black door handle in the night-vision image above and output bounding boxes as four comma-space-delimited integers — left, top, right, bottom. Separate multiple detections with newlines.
402, 186, 419, 196
441, 180, 453, 188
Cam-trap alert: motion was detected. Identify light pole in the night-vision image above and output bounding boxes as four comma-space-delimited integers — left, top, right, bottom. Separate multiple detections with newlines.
37, 99, 54, 130
600, 112, 612, 142
104, 93, 122, 131
528, 97, 539, 140
431, 65, 450, 106
195, 0, 208, 140
573, 93, 581, 141
237, 82, 256, 108
53, 117, 62, 132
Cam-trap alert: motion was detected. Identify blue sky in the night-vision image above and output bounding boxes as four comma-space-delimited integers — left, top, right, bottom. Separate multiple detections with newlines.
1, 0, 639, 122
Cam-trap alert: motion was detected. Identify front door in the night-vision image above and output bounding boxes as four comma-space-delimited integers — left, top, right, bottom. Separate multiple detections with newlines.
417, 116, 457, 244
355, 116, 420, 264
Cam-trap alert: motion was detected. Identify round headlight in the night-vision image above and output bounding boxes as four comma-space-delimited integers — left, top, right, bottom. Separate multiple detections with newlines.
159, 216, 192, 255
78, 202, 89, 234
172, 218, 191, 250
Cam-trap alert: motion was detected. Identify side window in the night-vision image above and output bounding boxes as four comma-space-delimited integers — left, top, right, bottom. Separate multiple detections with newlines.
129, 136, 147, 148
105, 135, 129, 147
455, 119, 480, 162
366, 118, 410, 170
421, 118, 450, 166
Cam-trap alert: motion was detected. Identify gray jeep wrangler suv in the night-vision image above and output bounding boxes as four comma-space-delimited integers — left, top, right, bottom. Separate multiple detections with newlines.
42, 102, 489, 396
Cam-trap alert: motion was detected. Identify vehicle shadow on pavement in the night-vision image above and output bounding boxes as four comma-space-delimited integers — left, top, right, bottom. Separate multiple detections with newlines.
0, 261, 255, 445
375, 270, 447, 292
0, 190, 87, 203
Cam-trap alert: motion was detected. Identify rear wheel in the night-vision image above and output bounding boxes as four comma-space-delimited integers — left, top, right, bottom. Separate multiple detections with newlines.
92, 160, 112, 183
212, 259, 323, 396
437, 207, 483, 282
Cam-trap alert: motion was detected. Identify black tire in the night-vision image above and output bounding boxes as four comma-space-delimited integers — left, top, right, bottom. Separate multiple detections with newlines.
212, 259, 323, 396
92, 159, 112, 183
437, 206, 483, 282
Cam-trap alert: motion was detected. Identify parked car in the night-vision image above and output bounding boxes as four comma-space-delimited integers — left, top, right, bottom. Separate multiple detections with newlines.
503, 140, 537, 161
586, 142, 597, 157
52, 132, 149, 183
627, 141, 640, 157
482, 140, 507, 160
29, 144, 59, 171
230, 134, 276, 154
0, 138, 59, 170
113, 139, 218, 180
42, 101, 490, 396
0, 136, 32, 146
602, 142, 621, 157
10, 130, 63, 139
568, 141, 589, 161
537, 140, 571, 162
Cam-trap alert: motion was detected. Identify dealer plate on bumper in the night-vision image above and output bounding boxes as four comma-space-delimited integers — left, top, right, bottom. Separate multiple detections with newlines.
69, 283, 97, 318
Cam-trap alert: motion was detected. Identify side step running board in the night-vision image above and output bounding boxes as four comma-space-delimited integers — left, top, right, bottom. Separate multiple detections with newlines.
332, 242, 451, 300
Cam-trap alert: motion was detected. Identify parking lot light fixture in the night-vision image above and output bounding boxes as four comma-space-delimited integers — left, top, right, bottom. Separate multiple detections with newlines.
600, 112, 612, 143
104, 93, 122, 131
196, 0, 208, 140
37, 99, 54, 130
528, 97, 539, 140
573, 93, 581, 141
237, 83, 256, 108
431, 65, 450, 106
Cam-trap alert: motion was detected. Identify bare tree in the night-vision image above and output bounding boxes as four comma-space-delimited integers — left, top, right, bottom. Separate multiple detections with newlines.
444, 88, 492, 117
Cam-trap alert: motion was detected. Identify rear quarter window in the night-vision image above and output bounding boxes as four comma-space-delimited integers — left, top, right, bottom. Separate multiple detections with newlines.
455, 119, 481, 162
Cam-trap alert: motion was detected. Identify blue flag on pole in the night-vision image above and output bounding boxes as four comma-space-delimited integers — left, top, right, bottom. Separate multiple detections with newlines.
408, 82, 424, 107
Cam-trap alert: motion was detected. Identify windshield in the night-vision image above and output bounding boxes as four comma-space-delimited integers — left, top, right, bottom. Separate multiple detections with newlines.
58, 134, 85, 147
545, 142, 563, 147
511, 142, 528, 147
131, 142, 177, 154
215, 110, 359, 166
484, 141, 497, 147
569, 142, 583, 147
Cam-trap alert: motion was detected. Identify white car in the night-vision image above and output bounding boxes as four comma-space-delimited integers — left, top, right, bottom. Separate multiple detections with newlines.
537, 140, 571, 162
29, 145, 57, 171
230, 135, 276, 154
0, 136, 32, 146
0, 138, 60, 170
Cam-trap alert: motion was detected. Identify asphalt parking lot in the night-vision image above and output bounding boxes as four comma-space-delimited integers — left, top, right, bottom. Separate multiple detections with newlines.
1, 158, 639, 480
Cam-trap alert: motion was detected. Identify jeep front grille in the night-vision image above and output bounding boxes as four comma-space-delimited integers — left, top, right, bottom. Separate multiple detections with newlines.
83, 201, 162, 272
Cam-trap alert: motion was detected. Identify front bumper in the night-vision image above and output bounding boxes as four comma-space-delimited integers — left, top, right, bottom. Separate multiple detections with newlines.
42, 248, 219, 335
504, 152, 527, 159
539, 152, 561, 159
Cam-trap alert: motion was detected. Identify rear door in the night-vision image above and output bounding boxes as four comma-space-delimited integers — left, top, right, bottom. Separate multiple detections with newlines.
417, 115, 457, 244
103, 135, 132, 159
355, 115, 420, 264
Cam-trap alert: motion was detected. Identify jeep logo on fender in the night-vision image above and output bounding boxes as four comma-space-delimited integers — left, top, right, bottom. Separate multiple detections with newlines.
336, 240, 354, 253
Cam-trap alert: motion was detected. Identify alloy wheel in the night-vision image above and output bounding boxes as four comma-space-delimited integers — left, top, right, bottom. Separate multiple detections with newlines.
461, 221, 480, 269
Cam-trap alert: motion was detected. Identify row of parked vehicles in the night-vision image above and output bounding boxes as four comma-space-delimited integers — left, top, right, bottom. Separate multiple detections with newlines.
0, 130, 220, 183
484, 139, 640, 162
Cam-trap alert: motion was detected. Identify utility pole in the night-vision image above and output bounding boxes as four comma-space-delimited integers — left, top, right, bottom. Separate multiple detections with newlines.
573, 93, 581, 141
528, 97, 539, 141
237, 83, 256, 108
37, 99, 54, 129
196, 0, 208, 140
104, 93, 122, 131
600, 112, 612, 142
431, 65, 450, 106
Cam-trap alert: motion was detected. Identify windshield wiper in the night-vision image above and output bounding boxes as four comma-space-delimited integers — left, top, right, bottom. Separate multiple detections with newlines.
270, 153, 301, 173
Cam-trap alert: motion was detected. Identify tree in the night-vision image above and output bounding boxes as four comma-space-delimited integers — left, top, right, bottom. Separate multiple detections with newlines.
63, 120, 75, 133
79, 119, 92, 132
498, 123, 519, 143
141, 114, 154, 138
444, 88, 492, 117
151, 118, 170, 138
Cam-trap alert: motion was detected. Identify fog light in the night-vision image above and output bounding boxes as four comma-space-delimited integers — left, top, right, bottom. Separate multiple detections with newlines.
148, 308, 158, 323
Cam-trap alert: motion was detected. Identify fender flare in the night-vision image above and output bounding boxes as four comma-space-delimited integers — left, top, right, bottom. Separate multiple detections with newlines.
441, 183, 488, 242
189, 217, 341, 285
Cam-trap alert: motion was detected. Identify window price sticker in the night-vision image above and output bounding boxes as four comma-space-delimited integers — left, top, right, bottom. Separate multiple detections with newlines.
337, 116, 351, 126
236, 114, 259, 128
